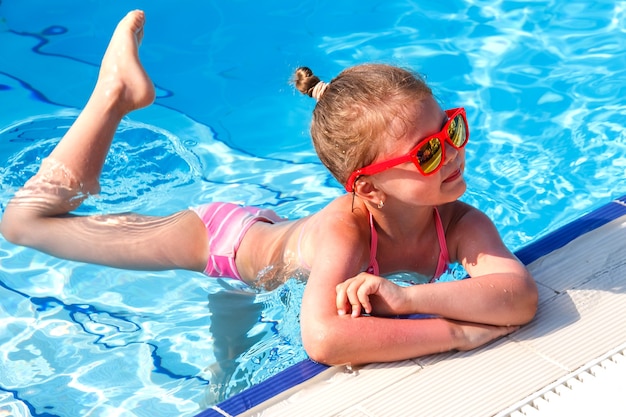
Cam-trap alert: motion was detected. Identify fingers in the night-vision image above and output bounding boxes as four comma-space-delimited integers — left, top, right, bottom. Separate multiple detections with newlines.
336, 278, 365, 317
335, 281, 350, 316
336, 273, 377, 317
354, 282, 373, 315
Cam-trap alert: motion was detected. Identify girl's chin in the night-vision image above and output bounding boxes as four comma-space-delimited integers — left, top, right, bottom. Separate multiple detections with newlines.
444, 175, 467, 199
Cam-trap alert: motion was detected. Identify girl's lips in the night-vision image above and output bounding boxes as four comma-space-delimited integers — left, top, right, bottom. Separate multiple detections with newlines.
443, 169, 462, 183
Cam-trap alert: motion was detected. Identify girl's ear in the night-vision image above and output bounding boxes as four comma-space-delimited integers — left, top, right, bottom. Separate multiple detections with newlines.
353, 177, 385, 207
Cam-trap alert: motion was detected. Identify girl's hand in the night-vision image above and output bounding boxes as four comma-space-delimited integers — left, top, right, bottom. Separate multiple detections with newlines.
335, 273, 407, 317
454, 320, 520, 351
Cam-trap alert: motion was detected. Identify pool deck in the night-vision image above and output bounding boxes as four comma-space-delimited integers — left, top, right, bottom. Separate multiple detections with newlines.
200, 195, 626, 417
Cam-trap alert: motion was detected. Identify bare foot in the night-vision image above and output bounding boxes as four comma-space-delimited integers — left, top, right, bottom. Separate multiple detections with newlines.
96, 10, 155, 115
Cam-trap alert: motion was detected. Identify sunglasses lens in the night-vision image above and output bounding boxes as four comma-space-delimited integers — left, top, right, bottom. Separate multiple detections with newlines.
417, 138, 443, 173
448, 114, 467, 147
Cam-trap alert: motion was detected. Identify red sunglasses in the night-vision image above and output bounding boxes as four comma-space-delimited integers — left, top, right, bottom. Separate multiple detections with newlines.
345, 107, 469, 192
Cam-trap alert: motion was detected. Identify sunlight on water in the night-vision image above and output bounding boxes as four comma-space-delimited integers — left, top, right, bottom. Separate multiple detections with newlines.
0, 0, 625, 415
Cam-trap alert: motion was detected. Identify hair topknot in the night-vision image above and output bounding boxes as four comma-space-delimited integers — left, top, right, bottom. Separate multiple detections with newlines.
294, 67, 326, 99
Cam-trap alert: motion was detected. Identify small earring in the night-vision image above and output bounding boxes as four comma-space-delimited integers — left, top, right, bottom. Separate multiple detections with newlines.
377, 200, 385, 209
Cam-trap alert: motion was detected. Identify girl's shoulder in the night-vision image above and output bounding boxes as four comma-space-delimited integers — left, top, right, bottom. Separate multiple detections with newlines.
301, 196, 373, 255
438, 201, 503, 261
438, 200, 487, 228
311, 196, 371, 235
298, 196, 374, 276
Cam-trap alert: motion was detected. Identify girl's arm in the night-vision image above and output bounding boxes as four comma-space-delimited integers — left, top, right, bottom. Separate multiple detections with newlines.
300, 213, 517, 366
401, 206, 538, 326
335, 206, 537, 326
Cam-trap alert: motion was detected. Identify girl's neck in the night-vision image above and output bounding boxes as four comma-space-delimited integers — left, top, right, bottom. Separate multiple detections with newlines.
370, 203, 436, 241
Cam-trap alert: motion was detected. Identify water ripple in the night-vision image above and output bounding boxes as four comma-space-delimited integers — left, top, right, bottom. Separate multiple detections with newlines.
0, 0, 625, 414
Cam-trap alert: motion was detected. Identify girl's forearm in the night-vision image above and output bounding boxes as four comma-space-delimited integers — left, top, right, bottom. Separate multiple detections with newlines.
302, 314, 462, 366
302, 313, 519, 366
403, 272, 538, 326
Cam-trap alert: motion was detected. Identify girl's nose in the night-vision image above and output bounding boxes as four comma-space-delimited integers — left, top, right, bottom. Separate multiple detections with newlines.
442, 140, 459, 166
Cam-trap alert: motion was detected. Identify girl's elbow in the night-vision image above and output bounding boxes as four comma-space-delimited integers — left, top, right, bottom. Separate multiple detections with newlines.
303, 329, 333, 364
515, 279, 539, 325
524, 290, 539, 323
301, 325, 346, 365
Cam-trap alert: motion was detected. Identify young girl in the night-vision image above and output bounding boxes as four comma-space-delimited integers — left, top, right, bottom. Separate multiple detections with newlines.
0, 10, 537, 366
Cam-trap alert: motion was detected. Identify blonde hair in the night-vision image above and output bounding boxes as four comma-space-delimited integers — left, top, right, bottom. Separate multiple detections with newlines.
294, 64, 433, 187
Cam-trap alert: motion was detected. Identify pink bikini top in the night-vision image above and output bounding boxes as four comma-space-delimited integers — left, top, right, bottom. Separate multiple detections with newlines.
431, 207, 450, 281
365, 208, 449, 281
299, 207, 450, 281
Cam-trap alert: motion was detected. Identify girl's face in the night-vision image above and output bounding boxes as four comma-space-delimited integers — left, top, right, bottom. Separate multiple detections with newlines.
371, 96, 467, 206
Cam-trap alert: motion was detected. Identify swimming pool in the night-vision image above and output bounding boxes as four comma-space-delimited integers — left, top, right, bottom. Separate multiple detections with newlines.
1, 0, 625, 416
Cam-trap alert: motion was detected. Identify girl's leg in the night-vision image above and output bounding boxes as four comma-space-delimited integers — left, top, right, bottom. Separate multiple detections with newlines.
1, 10, 208, 272
46, 9, 155, 204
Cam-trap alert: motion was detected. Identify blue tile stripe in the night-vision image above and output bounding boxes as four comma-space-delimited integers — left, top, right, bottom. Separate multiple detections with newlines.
196, 194, 626, 417
195, 360, 329, 417
514, 197, 626, 265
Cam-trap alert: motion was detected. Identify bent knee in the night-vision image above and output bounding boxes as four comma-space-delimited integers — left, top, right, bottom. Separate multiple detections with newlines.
0, 200, 50, 247
0, 209, 31, 246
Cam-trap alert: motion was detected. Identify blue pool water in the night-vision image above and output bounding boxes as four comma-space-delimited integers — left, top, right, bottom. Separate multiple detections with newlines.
1, 0, 625, 416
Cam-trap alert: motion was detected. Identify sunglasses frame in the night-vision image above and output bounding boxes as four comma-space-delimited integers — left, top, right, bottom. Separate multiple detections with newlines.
344, 107, 469, 192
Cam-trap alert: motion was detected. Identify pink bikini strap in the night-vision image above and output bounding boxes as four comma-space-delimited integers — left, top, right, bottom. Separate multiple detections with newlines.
367, 212, 380, 275
432, 207, 450, 281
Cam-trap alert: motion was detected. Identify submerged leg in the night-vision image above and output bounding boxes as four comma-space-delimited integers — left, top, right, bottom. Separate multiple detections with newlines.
1, 10, 208, 272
